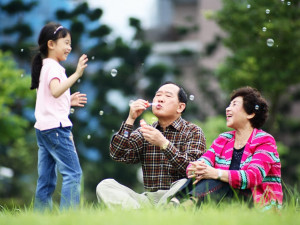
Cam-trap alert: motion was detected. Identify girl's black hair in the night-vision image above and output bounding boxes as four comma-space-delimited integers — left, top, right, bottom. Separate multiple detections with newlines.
30, 22, 71, 90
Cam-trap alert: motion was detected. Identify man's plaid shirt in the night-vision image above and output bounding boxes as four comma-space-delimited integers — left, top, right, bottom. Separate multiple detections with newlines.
110, 117, 206, 191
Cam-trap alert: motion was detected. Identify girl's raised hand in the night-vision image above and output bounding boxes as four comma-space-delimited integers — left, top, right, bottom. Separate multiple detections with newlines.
75, 54, 88, 77
71, 92, 87, 107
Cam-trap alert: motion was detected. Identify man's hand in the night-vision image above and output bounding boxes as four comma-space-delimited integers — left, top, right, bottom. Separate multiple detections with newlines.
140, 125, 167, 148
71, 92, 87, 107
125, 99, 148, 125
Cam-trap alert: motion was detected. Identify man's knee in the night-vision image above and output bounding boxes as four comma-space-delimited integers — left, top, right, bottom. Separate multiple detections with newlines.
96, 178, 117, 200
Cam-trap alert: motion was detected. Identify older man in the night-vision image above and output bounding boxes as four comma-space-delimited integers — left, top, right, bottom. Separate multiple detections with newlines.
96, 82, 206, 208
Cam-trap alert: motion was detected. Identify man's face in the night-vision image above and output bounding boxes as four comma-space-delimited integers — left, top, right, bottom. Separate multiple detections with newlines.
152, 84, 185, 119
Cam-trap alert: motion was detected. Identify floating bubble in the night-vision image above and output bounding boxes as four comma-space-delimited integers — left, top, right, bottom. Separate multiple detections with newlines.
266, 38, 274, 47
266, 9, 270, 14
91, 56, 95, 60
262, 27, 267, 32
281, 0, 285, 2
287, 1, 291, 5
129, 99, 134, 106
87, 134, 91, 139
77, 79, 81, 83
99, 110, 104, 116
111, 69, 118, 77
247, 4, 251, 9
70, 108, 75, 114
20, 74, 24, 78
189, 95, 195, 101
20, 49, 24, 52
112, 129, 115, 133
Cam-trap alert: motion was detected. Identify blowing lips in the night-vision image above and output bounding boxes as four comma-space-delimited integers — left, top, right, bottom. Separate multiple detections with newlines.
156, 103, 162, 109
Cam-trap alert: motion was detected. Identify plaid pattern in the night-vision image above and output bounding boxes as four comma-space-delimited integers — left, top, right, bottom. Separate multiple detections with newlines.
199, 128, 283, 206
110, 117, 206, 191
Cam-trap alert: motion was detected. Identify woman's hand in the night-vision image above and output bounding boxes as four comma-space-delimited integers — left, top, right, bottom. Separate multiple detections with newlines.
187, 160, 219, 185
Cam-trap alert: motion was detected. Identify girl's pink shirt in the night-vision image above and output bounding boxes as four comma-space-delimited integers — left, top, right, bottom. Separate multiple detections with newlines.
34, 58, 72, 131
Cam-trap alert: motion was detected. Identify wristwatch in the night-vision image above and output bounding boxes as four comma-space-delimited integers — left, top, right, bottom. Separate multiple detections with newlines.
161, 140, 170, 150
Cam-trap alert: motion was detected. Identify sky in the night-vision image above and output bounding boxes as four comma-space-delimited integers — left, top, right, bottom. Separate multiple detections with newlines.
88, 0, 157, 40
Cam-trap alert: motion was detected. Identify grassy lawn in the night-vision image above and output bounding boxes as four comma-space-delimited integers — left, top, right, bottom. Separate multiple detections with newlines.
0, 202, 299, 225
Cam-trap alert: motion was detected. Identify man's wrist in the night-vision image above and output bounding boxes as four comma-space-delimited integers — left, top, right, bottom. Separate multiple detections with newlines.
125, 117, 135, 125
161, 140, 170, 150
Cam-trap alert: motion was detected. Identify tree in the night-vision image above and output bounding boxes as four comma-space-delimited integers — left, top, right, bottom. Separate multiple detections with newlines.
213, 0, 300, 188
55, 3, 171, 200
0, 50, 36, 205
215, 0, 300, 130
0, 0, 172, 204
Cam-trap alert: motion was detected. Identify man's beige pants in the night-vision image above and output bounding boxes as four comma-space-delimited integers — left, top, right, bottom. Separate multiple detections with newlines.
96, 178, 187, 209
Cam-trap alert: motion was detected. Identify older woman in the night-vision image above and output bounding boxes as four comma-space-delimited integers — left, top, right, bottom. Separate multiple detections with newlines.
172, 86, 283, 209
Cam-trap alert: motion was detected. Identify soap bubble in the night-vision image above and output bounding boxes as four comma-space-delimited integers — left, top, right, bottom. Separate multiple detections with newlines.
20, 74, 24, 78
247, 4, 251, 9
20, 49, 24, 52
262, 27, 267, 32
111, 69, 118, 77
287, 1, 291, 5
129, 100, 134, 106
77, 79, 81, 83
70, 108, 75, 114
91, 56, 95, 60
189, 95, 195, 101
99, 110, 104, 116
87, 134, 91, 139
266, 38, 274, 47
266, 9, 270, 14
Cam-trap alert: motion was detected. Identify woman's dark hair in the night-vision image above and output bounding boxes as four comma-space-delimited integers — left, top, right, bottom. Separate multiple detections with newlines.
30, 22, 71, 89
159, 81, 188, 113
230, 86, 268, 128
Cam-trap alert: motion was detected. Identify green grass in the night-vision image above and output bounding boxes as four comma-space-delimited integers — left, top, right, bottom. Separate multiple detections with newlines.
0, 202, 299, 225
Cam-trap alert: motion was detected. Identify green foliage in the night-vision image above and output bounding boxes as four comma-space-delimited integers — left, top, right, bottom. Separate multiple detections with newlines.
0, 50, 34, 144
212, 0, 300, 188
194, 116, 228, 147
0, 50, 36, 201
0, 0, 37, 14
89, 25, 111, 38
215, 0, 300, 105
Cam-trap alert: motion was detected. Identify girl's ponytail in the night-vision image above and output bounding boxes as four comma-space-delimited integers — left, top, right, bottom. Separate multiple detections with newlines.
30, 52, 42, 90
30, 22, 70, 90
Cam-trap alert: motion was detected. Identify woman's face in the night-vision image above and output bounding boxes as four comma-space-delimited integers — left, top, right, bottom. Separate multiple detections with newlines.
226, 96, 252, 130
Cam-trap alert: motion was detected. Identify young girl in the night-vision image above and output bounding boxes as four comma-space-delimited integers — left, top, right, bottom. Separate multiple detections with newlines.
30, 22, 88, 211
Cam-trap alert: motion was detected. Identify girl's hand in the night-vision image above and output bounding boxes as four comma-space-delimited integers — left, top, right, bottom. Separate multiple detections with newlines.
71, 92, 87, 107
76, 54, 88, 78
